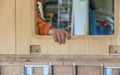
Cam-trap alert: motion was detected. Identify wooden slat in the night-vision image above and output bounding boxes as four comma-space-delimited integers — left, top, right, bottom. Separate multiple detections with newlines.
33, 67, 43, 75
115, 0, 120, 46
0, 66, 22, 75
16, 0, 35, 54
112, 69, 120, 75
0, 55, 120, 64
77, 66, 103, 75
53, 66, 73, 75
0, 0, 15, 54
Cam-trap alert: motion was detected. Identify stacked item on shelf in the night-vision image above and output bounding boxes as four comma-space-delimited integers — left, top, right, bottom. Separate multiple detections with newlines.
57, 0, 72, 32
89, 0, 114, 35
41, 0, 72, 31
89, 0, 97, 35
42, 1, 58, 27
96, 8, 114, 35
38, 0, 114, 35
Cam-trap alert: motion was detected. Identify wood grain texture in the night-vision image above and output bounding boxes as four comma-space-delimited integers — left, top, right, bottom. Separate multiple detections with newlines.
77, 66, 103, 75
16, 0, 35, 54
112, 69, 120, 75
15, 0, 120, 55
109, 45, 120, 55
0, 66, 22, 75
0, 63, 103, 75
0, 0, 15, 54
33, 67, 43, 75
0, 55, 120, 64
53, 66, 73, 75
2, 54, 120, 75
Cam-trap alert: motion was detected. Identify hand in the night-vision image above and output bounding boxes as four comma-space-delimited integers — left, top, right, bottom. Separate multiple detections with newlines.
48, 28, 71, 44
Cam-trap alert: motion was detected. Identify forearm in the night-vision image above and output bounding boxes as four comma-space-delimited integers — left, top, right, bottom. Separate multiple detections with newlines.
36, 16, 53, 35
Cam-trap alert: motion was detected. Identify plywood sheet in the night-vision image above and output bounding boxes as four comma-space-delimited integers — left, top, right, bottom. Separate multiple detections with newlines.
0, 66, 22, 75
78, 66, 103, 75
33, 67, 43, 75
53, 66, 73, 75
16, 0, 35, 54
0, 0, 15, 54
112, 69, 120, 75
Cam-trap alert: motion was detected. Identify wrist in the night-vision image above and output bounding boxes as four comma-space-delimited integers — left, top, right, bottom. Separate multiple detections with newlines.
48, 28, 56, 35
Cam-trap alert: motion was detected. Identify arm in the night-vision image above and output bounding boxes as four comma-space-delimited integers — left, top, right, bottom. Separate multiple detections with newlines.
36, 15, 53, 35
36, 16, 71, 44
36, 2, 71, 44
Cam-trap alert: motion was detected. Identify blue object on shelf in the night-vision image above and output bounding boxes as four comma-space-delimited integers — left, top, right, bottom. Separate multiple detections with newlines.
89, 8, 97, 35
89, 0, 97, 35
96, 26, 112, 35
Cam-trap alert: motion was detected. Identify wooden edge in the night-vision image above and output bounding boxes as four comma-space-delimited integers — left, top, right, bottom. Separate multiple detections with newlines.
31, 0, 118, 40
104, 62, 120, 67
0, 55, 120, 65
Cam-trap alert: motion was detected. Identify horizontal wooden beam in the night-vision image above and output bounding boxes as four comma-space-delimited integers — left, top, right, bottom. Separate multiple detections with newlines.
0, 55, 120, 64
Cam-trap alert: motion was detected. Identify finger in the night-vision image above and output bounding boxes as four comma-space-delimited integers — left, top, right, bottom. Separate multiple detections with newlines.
56, 32, 62, 44
53, 32, 58, 42
65, 31, 71, 40
61, 32, 65, 44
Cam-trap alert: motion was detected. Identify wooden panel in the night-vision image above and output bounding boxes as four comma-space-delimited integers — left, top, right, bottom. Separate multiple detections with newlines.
88, 39, 110, 55
16, 0, 120, 55
115, 0, 120, 46
1, 55, 120, 64
33, 67, 43, 75
112, 69, 120, 75
16, 0, 37, 54
0, 66, 22, 75
53, 66, 73, 75
0, 0, 15, 54
77, 66, 103, 75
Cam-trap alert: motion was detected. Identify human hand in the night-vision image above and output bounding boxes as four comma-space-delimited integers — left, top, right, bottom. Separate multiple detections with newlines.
48, 28, 71, 44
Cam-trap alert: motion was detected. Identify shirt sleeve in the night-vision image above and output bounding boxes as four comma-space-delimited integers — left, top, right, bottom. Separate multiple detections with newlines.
35, 2, 53, 35
36, 15, 53, 35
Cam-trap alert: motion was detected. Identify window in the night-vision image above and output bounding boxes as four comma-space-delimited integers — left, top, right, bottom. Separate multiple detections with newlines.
35, 0, 114, 35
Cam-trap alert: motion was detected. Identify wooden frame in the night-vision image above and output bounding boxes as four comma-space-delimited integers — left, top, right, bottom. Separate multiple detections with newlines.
0, 0, 119, 55
1, 55, 120, 75
15, 0, 120, 55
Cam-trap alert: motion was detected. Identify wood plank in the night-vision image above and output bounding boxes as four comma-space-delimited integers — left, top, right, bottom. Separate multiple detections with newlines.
0, 0, 15, 54
16, 0, 35, 54
53, 66, 73, 75
33, 67, 43, 75
115, 0, 120, 46
112, 69, 120, 75
0, 66, 22, 75
77, 66, 103, 75
0, 55, 120, 64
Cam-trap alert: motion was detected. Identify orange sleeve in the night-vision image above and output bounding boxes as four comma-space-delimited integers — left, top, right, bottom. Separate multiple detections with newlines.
36, 15, 53, 35
35, 2, 53, 35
